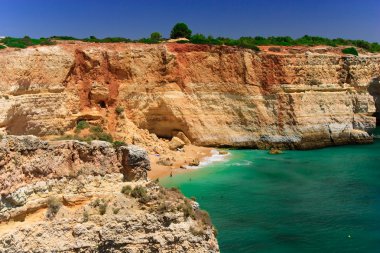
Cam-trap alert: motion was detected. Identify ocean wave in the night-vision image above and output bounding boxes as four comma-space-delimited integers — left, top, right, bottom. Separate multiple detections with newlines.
232, 160, 253, 166
186, 149, 229, 169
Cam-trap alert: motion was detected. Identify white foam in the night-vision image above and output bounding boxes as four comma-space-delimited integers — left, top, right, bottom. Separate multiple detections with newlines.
232, 160, 253, 166
186, 149, 230, 169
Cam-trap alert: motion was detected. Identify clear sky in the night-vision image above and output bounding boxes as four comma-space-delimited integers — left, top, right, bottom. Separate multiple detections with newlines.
1, 0, 379, 42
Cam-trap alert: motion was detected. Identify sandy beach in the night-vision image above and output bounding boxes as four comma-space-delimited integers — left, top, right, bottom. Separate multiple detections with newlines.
148, 145, 216, 179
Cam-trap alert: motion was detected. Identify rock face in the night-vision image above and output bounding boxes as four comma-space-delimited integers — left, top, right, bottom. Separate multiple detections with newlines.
0, 135, 219, 252
0, 43, 379, 149
0, 135, 150, 195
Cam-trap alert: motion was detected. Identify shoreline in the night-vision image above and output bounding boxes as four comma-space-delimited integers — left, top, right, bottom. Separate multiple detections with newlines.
148, 145, 229, 179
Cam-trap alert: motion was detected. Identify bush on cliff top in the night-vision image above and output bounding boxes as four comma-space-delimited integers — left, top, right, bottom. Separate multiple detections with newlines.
2, 30, 379, 53
1, 36, 54, 48
342, 47, 359, 56
170, 23, 192, 39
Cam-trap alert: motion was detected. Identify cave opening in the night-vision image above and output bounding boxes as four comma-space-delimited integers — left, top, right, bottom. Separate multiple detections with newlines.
374, 112, 380, 126
98, 101, 106, 108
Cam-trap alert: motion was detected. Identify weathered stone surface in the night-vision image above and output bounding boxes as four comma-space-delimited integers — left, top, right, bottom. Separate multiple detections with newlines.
0, 136, 218, 252
0, 135, 150, 195
119, 145, 151, 181
0, 176, 219, 253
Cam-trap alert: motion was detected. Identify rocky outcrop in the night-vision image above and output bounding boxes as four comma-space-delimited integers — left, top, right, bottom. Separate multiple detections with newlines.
0, 43, 379, 149
0, 135, 219, 252
0, 135, 150, 195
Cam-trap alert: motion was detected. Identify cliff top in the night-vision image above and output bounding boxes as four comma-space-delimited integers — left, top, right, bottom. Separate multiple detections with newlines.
1, 40, 379, 57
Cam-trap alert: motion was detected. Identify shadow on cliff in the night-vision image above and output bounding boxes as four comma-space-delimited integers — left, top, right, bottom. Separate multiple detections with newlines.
368, 77, 380, 126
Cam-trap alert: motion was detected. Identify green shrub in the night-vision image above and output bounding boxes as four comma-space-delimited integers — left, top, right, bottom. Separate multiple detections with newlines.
76, 120, 89, 131
50, 36, 79, 40
0, 45, 6, 50
179, 200, 195, 219
170, 187, 181, 193
95, 132, 113, 142
99, 202, 107, 215
90, 125, 103, 133
82, 210, 89, 222
138, 195, 151, 204
89, 126, 113, 142
342, 47, 359, 56
131, 185, 151, 204
121, 185, 132, 195
131, 185, 148, 198
308, 79, 322, 86
46, 196, 62, 218
170, 23, 192, 39
190, 226, 205, 236
150, 32, 162, 42
115, 106, 124, 115
1, 36, 55, 48
113, 141, 127, 148
157, 202, 171, 213
196, 210, 212, 226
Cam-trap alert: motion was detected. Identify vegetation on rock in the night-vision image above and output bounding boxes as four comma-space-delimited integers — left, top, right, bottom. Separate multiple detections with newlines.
1, 36, 54, 48
46, 196, 62, 218
342, 47, 359, 56
1, 28, 379, 53
170, 23, 192, 39
121, 185, 132, 195
150, 32, 162, 42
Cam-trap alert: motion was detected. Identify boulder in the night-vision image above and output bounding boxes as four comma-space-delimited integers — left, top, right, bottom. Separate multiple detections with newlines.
188, 158, 200, 166
157, 157, 173, 166
174, 131, 191, 145
119, 145, 151, 181
169, 137, 185, 150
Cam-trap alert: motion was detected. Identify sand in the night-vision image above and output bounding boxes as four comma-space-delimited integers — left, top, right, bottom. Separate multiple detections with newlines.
148, 145, 214, 179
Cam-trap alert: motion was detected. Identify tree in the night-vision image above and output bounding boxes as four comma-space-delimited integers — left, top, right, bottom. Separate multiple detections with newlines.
150, 32, 162, 41
170, 23, 192, 39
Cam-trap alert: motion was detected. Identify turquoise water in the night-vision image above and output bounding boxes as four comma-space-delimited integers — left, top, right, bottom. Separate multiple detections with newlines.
161, 130, 380, 253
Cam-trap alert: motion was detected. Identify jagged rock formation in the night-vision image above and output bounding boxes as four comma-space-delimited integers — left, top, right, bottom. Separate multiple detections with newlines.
0, 43, 379, 149
0, 136, 219, 252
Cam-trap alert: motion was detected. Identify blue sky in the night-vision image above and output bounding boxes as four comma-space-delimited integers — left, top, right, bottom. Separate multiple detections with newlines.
1, 0, 379, 42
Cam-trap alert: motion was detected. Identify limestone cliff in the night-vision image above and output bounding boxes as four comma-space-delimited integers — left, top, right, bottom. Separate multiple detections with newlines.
0, 136, 219, 252
0, 42, 379, 149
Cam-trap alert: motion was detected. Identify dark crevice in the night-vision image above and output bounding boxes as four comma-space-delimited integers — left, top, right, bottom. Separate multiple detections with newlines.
368, 77, 380, 126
